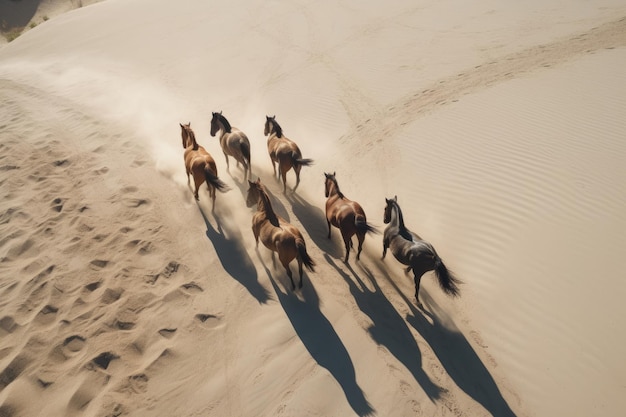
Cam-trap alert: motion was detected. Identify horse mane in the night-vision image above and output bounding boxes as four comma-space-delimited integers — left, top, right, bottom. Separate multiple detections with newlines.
257, 184, 280, 225
185, 126, 200, 150
214, 112, 232, 133
270, 118, 283, 138
391, 199, 412, 239
329, 176, 344, 199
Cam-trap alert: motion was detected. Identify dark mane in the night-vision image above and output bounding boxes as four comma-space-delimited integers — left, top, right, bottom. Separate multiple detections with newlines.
188, 127, 199, 150
214, 112, 232, 133
329, 175, 344, 199
390, 199, 413, 240
270, 117, 283, 138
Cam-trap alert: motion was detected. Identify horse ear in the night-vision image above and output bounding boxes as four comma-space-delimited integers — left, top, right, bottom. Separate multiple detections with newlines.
385, 198, 390, 204
248, 180, 254, 187
394, 195, 398, 201
333, 171, 336, 176
219, 110, 223, 115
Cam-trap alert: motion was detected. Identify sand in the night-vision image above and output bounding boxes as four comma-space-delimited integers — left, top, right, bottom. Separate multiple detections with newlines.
1, 1, 625, 416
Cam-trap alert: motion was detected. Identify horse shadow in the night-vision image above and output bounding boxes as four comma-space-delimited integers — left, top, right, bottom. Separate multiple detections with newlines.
258, 257, 375, 417
286, 192, 343, 260
379, 265, 518, 417
198, 204, 271, 304
325, 255, 443, 401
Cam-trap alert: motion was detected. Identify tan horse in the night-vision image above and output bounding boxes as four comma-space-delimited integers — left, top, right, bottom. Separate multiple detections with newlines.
324, 172, 377, 263
210, 111, 251, 181
180, 123, 229, 210
264, 115, 313, 193
246, 178, 315, 289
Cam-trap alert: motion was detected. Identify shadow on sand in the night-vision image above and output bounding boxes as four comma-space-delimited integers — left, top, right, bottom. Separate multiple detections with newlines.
374, 261, 518, 417
286, 192, 344, 260
198, 204, 271, 304
325, 255, 443, 401
259, 256, 375, 417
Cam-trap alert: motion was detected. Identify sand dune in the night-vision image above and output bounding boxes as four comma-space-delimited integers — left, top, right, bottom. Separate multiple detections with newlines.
1, 1, 626, 416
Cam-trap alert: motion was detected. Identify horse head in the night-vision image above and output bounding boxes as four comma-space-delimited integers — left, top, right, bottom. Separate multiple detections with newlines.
383, 195, 398, 224
211, 111, 231, 136
180, 122, 192, 148
324, 172, 337, 197
264, 115, 282, 137
246, 178, 263, 208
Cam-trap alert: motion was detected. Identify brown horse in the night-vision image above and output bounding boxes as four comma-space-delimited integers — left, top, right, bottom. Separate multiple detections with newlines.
210, 111, 251, 181
324, 172, 378, 263
382, 196, 461, 307
246, 178, 315, 290
264, 115, 313, 193
180, 123, 229, 210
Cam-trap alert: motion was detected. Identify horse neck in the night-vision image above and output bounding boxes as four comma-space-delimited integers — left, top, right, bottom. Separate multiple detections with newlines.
327, 180, 343, 199
187, 130, 200, 150
258, 190, 279, 224
391, 202, 407, 231
216, 116, 231, 135
269, 121, 283, 138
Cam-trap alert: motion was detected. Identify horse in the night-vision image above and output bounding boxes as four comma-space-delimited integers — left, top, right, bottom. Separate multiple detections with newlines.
382, 196, 461, 307
264, 115, 314, 193
210, 111, 252, 181
324, 172, 378, 263
179, 122, 229, 210
246, 178, 315, 290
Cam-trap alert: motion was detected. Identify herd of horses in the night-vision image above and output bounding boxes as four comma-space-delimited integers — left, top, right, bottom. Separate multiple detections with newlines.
180, 113, 461, 307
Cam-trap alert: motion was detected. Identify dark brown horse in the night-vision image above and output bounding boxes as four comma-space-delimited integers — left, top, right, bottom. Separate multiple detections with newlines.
210, 111, 251, 181
264, 115, 313, 193
246, 178, 315, 289
382, 196, 461, 307
180, 123, 229, 210
324, 172, 377, 263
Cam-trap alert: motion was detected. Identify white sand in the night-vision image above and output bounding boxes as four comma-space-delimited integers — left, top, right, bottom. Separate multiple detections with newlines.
1, 1, 625, 416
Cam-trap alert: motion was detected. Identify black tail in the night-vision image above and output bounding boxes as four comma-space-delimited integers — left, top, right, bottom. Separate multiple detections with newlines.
355, 216, 379, 235
296, 240, 315, 272
204, 167, 230, 193
292, 153, 314, 168
434, 256, 461, 297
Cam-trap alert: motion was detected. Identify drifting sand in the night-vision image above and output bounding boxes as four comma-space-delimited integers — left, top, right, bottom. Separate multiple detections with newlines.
1, 1, 625, 416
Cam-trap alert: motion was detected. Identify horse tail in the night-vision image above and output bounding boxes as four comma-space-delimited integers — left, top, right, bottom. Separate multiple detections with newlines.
292, 152, 314, 168
433, 256, 461, 297
355, 215, 379, 235
296, 239, 315, 272
204, 166, 230, 193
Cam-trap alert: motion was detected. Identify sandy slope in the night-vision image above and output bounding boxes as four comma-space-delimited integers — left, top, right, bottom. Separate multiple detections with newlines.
1, 1, 626, 416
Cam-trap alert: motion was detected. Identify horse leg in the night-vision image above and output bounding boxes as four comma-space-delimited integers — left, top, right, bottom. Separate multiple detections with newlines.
413, 272, 423, 308
297, 258, 304, 289
209, 185, 216, 212
327, 219, 332, 239
356, 232, 365, 261
223, 153, 230, 172
341, 231, 351, 263
293, 166, 301, 192
280, 167, 287, 194
382, 238, 388, 259
193, 175, 201, 200
282, 260, 296, 290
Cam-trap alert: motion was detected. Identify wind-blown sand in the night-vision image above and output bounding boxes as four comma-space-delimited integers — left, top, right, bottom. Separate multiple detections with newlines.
1, 1, 625, 416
